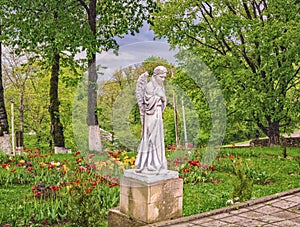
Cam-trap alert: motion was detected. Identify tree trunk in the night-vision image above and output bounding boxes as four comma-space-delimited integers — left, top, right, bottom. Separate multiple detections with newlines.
16, 130, 23, 147
0, 26, 11, 153
87, 0, 102, 151
17, 92, 24, 149
49, 52, 65, 148
256, 118, 280, 146
267, 121, 280, 146
0, 33, 9, 135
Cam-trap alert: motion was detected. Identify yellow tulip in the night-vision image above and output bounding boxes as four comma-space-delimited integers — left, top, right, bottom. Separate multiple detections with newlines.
54, 162, 61, 167
66, 185, 72, 191
63, 165, 70, 172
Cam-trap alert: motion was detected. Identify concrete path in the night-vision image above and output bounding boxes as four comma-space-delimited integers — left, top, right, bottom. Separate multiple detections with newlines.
144, 188, 300, 227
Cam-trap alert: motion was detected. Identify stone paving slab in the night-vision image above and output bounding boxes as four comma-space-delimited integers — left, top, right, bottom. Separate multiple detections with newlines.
143, 187, 300, 227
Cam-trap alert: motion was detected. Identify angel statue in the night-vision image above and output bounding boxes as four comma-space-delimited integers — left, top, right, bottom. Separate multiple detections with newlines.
135, 66, 168, 174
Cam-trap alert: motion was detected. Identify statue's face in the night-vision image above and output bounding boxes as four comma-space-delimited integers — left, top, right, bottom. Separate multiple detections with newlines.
155, 72, 167, 84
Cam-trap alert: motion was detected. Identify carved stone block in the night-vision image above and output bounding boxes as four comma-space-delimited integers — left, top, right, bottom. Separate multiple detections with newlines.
119, 176, 183, 224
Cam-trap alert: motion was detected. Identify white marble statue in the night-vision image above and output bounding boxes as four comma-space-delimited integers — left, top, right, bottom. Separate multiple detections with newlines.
135, 66, 168, 174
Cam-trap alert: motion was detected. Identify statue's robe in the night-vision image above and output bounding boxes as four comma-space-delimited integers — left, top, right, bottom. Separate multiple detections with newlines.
135, 77, 167, 173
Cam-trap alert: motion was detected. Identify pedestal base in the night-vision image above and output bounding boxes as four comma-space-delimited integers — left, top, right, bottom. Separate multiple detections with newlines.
118, 174, 183, 224
54, 146, 72, 154
123, 168, 179, 183
108, 208, 146, 227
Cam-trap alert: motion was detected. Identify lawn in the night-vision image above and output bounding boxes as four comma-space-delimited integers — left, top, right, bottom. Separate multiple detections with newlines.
0, 146, 299, 226
181, 147, 300, 216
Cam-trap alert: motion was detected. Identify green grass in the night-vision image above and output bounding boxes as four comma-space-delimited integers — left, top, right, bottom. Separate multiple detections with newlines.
0, 185, 32, 224
183, 177, 232, 216
183, 147, 300, 216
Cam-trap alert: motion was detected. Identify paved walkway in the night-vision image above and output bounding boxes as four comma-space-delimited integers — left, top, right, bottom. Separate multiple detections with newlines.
144, 188, 300, 227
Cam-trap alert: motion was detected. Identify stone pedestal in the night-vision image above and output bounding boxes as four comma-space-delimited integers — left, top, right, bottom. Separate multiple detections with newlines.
108, 170, 183, 226
0, 133, 11, 155
54, 146, 72, 154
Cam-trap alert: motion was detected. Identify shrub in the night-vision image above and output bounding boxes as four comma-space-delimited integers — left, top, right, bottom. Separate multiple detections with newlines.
231, 158, 253, 202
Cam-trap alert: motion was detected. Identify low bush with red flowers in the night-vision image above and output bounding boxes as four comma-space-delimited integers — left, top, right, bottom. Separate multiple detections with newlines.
0, 148, 120, 226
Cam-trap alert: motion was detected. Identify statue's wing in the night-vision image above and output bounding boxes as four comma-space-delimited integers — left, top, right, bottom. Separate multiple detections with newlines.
136, 72, 148, 126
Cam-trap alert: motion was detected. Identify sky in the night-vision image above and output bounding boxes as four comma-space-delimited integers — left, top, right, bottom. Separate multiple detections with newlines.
96, 23, 178, 81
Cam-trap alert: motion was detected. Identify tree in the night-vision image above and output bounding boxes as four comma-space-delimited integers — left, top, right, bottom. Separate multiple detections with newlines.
98, 57, 201, 149
152, 0, 300, 145
1, 0, 87, 151
3, 54, 82, 150
1, 48, 34, 149
0, 14, 10, 152
2, 0, 156, 152
3, 56, 50, 150
77, 0, 157, 151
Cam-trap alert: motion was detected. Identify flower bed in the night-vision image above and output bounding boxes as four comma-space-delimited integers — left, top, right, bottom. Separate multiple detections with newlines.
0, 146, 299, 226
0, 149, 122, 226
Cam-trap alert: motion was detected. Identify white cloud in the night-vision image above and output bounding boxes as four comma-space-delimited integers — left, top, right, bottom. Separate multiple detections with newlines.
96, 41, 178, 81
115, 22, 164, 45
76, 23, 177, 81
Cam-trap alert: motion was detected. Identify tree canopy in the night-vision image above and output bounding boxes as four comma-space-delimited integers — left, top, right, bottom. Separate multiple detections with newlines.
152, 0, 300, 144
0, 0, 157, 150
0, 0, 299, 151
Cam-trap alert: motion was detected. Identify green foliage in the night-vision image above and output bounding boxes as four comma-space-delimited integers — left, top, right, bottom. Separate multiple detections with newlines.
0, 150, 120, 226
1, 0, 157, 150
231, 158, 253, 202
1, 0, 157, 58
182, 147, 300, 216
4, 59, 51, 149
152, 0, 300, 144
170, 69, 212, 146
98, 57, 181, 149
142, 56, 171, 75
163, 106, 179, 146
245, 166, 273, 185
66, 176, 119, 227
183, 183, 230, 216
3, 57, 81, 150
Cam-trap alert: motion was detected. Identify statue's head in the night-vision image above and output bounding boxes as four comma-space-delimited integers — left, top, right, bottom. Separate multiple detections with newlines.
153, 66, 168, 84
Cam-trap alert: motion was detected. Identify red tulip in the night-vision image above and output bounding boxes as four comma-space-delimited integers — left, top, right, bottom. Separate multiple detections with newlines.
189, 160, 200, 167
183, 168, 189, 173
